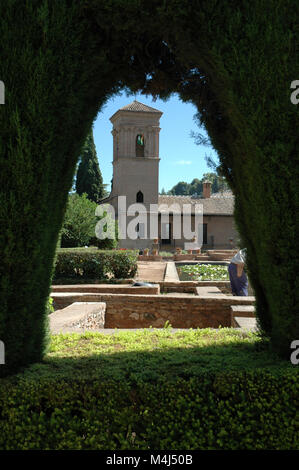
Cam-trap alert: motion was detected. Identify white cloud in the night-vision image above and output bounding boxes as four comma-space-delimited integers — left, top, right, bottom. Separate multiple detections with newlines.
173, 160, 192, 165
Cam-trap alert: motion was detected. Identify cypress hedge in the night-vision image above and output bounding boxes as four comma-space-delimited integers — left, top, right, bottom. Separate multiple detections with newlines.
0, 0, 298, 375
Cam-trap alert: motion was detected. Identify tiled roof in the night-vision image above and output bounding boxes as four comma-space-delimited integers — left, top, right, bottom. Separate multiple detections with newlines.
158, 195, 234, 215
119, 100, 162, 113
211, 190, 233, 198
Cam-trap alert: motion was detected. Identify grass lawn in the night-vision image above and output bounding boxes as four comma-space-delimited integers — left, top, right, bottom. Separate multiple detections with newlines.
21, 328, 294, 382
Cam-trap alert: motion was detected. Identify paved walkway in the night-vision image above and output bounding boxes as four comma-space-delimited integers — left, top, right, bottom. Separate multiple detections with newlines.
136, 261, 166, 282
164, 261, 179, 281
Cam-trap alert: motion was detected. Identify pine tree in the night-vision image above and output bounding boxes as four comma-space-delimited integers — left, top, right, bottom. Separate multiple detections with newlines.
76, 130, 105, 203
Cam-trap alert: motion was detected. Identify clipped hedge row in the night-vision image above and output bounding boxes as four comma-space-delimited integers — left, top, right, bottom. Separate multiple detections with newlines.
0, 371, 298, 450
54, 249, 138, 280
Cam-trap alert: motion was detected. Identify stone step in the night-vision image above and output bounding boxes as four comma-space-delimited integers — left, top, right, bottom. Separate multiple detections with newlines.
52, 284, 159, 295
231, 305, 255, 318
196, 286, 223, 297
49, 302, 106, 333
207, 250, 237, 255
208, 255, 232, 262
233, 316, 257, 331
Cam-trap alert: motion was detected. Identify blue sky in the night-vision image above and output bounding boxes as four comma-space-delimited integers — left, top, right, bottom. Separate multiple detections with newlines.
93, 91, 219, 193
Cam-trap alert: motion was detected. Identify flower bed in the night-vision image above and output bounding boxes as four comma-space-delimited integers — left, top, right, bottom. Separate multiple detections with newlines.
177, 263, 229, 281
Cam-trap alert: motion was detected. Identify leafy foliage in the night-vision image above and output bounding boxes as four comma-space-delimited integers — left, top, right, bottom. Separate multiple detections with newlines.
46, 297, 54, 315
61, 193, 98, 248
167, 173, 229, 196
54, 249, 138, 280
61, 193, 118, 249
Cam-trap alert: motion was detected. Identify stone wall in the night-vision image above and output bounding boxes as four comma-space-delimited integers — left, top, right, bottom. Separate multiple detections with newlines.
104, 294, 255, 329
52, 286, 160, 311
52, 284, 159, 294
51, 292, 255, 329
160, 280, 231, 293
173, 254, 196, 261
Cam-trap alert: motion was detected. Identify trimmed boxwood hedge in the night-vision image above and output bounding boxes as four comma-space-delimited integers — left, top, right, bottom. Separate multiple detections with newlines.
54, 249, 138, 280
0, 371, 297, 450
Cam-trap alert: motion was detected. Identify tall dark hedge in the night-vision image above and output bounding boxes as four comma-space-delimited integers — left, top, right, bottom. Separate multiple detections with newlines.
0, 0, 298, 375
76, 129, 105, 203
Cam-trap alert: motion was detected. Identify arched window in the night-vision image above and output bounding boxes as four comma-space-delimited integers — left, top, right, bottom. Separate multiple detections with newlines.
136, 191, 144, 203
136, 134, 145, 157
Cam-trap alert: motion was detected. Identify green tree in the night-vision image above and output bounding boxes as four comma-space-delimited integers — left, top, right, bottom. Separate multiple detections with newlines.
169, 181, 190, 195
202, 173, 229, 194
168, 174, 229, 196
76, 130, 105, 203
61, 193, 98, 247
189, 178, 203, 196
61, 193, 118, 249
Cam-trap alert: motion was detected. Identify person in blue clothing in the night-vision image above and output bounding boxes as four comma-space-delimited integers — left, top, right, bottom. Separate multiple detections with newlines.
228, 248, 248, 296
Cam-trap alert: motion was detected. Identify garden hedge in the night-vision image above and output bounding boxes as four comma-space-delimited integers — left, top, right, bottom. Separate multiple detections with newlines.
54, 249, 138, 280
0, 371, 297, 450
0, 0, 298, 375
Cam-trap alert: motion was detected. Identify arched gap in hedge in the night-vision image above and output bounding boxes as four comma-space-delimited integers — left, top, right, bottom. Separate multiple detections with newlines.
0, 0, 297, 375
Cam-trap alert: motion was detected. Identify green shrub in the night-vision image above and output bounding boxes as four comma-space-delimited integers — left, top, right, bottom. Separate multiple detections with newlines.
107, 250, 138, 279
92, 210, 119, 251
61, 193, 98, 248
46, 297, 54, 315
54, 249, 138, 280
60, 194, 119, 250
159, 251, 174, 257
0, 371, 297, 450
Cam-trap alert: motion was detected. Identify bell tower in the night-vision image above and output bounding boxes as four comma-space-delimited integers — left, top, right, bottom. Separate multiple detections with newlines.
108, 100, 163, 248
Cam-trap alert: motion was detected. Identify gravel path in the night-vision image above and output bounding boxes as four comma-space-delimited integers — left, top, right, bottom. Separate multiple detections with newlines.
69, 312, 104, 329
